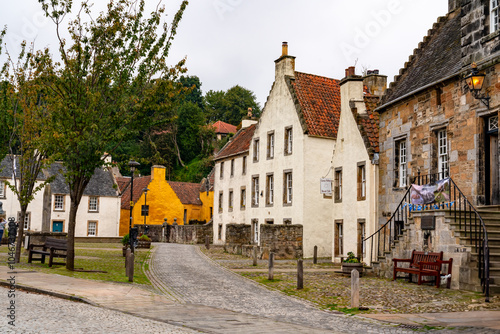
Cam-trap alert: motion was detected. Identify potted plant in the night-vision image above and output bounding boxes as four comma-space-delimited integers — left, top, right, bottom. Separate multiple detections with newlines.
121, 234, 130, 256
342, 252, 363, 275
137, 234, 151, 249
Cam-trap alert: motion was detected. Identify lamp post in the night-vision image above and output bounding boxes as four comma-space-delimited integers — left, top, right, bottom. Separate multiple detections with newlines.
128, 160, 140, 252
465, 62, 490, 108
142, 187, 149, 233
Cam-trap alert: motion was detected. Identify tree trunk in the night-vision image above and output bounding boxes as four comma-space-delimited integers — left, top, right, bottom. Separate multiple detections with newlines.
66, 177, 87, 271
14, 209, 26, 263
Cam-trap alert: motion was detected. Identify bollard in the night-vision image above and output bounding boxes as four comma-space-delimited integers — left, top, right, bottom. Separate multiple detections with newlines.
268, 252, 274, 280
313, 245, 318, 264
125, 248, 131, 273
128, 252, 135, 282
297, 259, 304, 290
252, 246, 258, 266
351, 269, 359, 308
205, 236, 210, 250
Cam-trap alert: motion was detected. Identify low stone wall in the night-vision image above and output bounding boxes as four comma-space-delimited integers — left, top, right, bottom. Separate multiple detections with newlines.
166, 222, 213, 244
134, 224, 163, 242
74, 237, 122, 243
26, 231, 68, 246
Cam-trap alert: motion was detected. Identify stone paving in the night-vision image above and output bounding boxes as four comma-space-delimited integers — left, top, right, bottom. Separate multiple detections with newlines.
152, 243, 494, 333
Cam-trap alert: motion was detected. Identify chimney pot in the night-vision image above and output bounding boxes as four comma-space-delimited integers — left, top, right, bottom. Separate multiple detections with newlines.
282, 42, 288, 56
345, 66, 356, 77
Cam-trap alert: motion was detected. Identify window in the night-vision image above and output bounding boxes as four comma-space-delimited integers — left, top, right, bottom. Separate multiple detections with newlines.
492, 0, 500, 33
210, 207, 213, 218
88, 196, 99, 212
395, 139, 407, 188
438, 130, 448, 179
267, 132, 275, 159
252, 176, 259, 207
0, 180, 5, 198
240, 187, 246, 209
357, 163, 366, 201
334, 168, 342, 202
489, 115, 498, 131
54, 194, 65, 211
357, 219, 366, 258
335, 220, 343, 257
253, 138, 260, 162
218, 224, 223, 240
17, 212, 31, 230
228, 190, 234, 211
284, 126, 293, 155
266, 174, 274, 206
252, 219, 259, 244
283, 171, 292, 205
220, 162, 224, 179
230, 159, 235, 177
218, 192, 223, 213
87, 221, 97, 236
242, 156, 247, 175
265, 219, 274, 224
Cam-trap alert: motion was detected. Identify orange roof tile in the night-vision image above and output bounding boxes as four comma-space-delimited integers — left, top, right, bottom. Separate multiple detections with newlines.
356, 96, 380, 155
287, 72, 341, 138
212, 121, 237, 134
214, 124, 256, 161
168, 181, 203, 205
118, 175, 151, 210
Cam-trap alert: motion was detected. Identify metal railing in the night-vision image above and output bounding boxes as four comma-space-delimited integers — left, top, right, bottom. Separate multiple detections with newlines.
363, 172, 490, 301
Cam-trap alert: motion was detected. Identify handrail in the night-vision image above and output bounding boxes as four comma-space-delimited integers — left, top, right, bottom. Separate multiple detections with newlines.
362, 172, 490, 302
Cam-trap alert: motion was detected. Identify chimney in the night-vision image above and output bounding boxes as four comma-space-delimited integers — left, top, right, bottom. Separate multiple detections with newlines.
363, 69, 387, 97
275, 41, 296, 79
241, 107, 258, 128
345, 66, 356, 77
151, 165, 166, 181
340, 67, 365, 115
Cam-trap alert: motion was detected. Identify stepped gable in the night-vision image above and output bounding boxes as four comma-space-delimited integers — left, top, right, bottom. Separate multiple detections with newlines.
168, 181, 202, 205
381, 12, 461, 107
119, 175, 151, 209
214, 124, 256, 160
286, 71, 341, 138
358, 96, 380, 156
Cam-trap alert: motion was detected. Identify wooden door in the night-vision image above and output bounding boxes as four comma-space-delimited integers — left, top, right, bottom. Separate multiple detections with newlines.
489, 133, 499, 205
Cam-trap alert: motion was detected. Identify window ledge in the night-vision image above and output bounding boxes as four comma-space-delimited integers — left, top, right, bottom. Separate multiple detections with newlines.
283, 202, 292, 207
481, 30, 500, 44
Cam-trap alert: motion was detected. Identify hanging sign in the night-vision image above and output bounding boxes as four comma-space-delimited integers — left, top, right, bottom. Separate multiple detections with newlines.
320, 178, 332, 195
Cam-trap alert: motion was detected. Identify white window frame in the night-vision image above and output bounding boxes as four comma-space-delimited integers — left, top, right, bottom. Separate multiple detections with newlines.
240, 187, 246, 209
253, 139, 260, 162
230, 159, 234, 177
242, 156, 247, 175
87, 221, 97, 237
54, 194, 65, 211
88, 196, 99, 212
0, 180, 5, 198
492, 0, 500, 33
218, 192, 223, 213
17, 212, 31, 231
267, 132, 275, 159
220, 161, 224, 179
438, 130, 448, 178
489, 115, 498, 131
266, 174, 274, 205
252, 176, 259, 206
284, 171, 292, 204
398, 140, 407, 187
252, 219, 259, 244
285, 126, 293, 155
228, 190, 234, 211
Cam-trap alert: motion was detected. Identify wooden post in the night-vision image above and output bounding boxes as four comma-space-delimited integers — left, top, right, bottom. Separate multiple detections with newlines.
127, 250, 134, 282
205, 236, 210, 250
313, 246, 318, 264
351, 269, 359, 308
268, 252, 274, 280
297, 259, 303, 289
252, 246, 258, 266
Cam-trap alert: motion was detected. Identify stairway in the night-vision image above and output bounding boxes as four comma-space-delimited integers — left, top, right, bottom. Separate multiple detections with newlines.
447, 205, 500, 295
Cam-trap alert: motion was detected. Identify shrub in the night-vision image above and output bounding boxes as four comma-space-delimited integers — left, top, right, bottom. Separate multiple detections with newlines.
139, 234, 150, 241
343, 251, 360, 263
121, 234, 129, 246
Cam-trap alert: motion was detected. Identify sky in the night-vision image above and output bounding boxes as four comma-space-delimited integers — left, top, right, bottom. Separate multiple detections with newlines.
0, 0, 449, 107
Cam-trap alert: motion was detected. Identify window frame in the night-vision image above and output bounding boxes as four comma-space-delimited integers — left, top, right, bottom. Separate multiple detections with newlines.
54, 194, 65, 211
242, 156, 247, 175
88, 196, 99, 212
251, 219, 259, 244
437, 129, 448, 179
283, 170, 293, 206
267, 131, 275, 159
266, 173, 274, 206
218, 191, 223, 213
17, 212, 31, 231
230, 159, 235, 177
334, 168, 342, 203
240, 187, 246, 209
491, 0, 499, 33
284, 126, 293, 155
0, 180, 5, 199
87, 221, 98, 237
394, 138, 408, 188
357, 162, 366, 201
253, 138, 260, 162
218, 223, 223, 240
228, 189, 234, 212
335, 220, 343, 257
251, 175, 259, 207
220, 161, 224, 179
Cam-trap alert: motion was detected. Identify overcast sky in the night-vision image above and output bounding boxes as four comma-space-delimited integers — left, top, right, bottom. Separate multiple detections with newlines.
1, 0, 449, 107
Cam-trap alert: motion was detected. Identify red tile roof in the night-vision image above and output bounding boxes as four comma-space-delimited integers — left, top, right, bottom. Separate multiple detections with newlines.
214, 124, 256, 161
212, 121, 237, 134
118, 175, 151, 210
168, 181, 203, 205
356, 96, 380, 155
287, 72, 341, 138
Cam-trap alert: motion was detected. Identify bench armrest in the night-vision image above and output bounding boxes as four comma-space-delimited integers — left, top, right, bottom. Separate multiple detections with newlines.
438, 258, 453, 274
29, 243, 45, 250
393, 258, 411, 266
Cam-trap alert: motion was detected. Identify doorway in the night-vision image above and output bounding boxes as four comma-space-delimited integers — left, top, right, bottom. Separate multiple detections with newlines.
486, 115, 499, 205
52, 221, 63, 232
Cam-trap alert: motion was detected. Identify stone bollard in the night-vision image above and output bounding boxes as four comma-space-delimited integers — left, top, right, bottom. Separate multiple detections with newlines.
268, 252, 274, 280
351, 269, 359, 308
313, 245, 318, 264
252, 246, 258, 266
297, 259, 303, 290
205, 236, 210, 250
126, 249, 134, 282
125, 248, 131, 271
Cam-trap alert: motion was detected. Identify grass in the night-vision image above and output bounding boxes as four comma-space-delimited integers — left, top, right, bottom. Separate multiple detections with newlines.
0, 242, 151, 285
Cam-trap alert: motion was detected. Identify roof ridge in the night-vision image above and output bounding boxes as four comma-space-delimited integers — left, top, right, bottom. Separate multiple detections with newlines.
294, 71, 339, 82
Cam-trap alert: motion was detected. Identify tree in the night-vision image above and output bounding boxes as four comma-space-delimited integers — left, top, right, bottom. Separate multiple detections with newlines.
204, 85, 261, 125
37, 0, 189, 270
0, 37, 54, 262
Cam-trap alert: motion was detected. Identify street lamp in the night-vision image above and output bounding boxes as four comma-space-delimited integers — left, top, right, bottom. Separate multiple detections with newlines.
142, 187, 150, 234
465, 62, 490, 108
128, 160, 140, 252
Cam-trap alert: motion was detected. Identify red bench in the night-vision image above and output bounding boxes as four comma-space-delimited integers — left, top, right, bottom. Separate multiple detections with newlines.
393, 250, 453, 288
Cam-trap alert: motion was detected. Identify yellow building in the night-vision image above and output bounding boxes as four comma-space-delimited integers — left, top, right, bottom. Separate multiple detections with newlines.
117, 165, 214, 236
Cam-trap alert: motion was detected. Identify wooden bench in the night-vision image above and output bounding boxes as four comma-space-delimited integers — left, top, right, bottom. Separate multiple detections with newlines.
393, 250, 453, 288
28, 237, 68, 267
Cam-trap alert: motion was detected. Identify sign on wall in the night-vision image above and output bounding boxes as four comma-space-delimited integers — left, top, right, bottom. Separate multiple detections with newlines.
320, 178, 332, 195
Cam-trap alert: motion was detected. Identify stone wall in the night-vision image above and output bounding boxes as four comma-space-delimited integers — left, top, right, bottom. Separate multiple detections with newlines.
166, 222, 213, 244
26, 232, 68, 246
372, 211, 478, 291
134, 224, 163, 242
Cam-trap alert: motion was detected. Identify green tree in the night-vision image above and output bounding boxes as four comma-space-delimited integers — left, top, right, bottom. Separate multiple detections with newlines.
204, 85, 260, 125
37, 0, 189, 270
179, 75, 203, 108
177, 101, 205, 162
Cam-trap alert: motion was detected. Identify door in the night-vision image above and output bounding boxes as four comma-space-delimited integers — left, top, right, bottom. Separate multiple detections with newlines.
486, 115, 499, 205
52, 221, 63, 232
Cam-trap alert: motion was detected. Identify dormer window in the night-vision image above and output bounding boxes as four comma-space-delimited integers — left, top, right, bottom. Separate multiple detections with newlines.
492, 0, 499, 33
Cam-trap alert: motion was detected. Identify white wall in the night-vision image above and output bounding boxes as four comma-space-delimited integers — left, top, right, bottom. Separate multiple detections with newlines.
0, 180, 45, 231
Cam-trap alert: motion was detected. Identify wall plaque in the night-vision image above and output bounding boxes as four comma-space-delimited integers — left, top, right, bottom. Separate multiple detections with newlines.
421, 216, 435, 230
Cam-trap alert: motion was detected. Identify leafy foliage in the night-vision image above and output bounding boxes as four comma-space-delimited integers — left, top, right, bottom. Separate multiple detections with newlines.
204, 85, 261, 125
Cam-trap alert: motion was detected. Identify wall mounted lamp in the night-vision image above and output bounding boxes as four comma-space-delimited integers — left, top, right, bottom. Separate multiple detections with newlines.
464, 62, 490, 109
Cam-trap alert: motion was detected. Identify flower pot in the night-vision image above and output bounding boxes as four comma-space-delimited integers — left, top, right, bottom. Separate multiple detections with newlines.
342, 262, 363, 275
137, 241, 151, 249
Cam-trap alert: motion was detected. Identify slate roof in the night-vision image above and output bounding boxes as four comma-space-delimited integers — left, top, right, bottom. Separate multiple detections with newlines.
0, 156, 46, 180
168, 181, 203, 205
380, 12, 461, 108
118, 175, 151, 210
286, 71, 341, 138
212, 121, 237, 134
357, 96, 380, 155
214, 124, 256, 161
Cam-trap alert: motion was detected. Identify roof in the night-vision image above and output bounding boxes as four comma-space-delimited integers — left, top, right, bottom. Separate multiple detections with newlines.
0, 155, 47, 180
168, 181, 203, 205
199, 168, 215, 192
212, 121, 237, 134
118, 175, 151, 209
357, 96, 380, 155
214, 124, 256, 161
286, 71, 341, 138
380, 12, 461, 108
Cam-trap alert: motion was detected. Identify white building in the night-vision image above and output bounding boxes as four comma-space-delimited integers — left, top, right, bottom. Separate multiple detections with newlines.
0, 157, 121, 237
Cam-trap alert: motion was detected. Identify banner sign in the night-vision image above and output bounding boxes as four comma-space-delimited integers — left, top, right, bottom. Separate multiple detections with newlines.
320, 178, 332, 195
403, 201, 455, 212
410, 178, 450, 205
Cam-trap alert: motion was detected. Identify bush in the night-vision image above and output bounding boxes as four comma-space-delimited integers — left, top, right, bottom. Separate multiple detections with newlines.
343, 251, 360, 263
121, 234, 129, 246
139, 234, 150, 241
